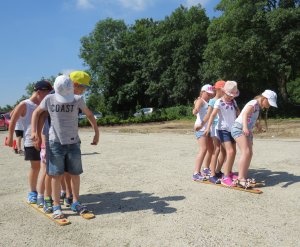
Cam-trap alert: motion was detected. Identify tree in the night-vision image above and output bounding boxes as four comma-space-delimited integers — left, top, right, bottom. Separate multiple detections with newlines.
203, 0, 300, 104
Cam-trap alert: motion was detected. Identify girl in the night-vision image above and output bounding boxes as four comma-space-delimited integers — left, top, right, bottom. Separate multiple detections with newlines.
192, 84, 215, 181
231, 90, 277, 188
206, 80, 226, 184
205, 81, 240, 187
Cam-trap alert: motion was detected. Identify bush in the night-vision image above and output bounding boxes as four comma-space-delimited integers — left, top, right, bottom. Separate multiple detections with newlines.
78, 105, 194, 127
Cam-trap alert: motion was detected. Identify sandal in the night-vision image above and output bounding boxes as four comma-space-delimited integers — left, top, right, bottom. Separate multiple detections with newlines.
234, 179, 252, 189
247, 178, 256, 184
52, 206, 64, 219
71, 201, 89, 215
43, 197, 53, 214
28, 191, 37, 204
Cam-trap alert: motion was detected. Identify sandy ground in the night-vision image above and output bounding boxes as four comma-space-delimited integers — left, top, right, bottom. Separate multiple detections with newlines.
0, 123, 299, 247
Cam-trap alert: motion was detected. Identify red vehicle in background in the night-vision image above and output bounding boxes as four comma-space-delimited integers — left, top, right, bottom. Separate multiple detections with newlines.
0, 113, 10, 131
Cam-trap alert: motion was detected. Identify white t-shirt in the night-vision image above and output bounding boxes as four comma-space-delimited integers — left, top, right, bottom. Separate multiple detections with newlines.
39, 94, 86, 145
214, 98, 238, 131
235, 100, 260, 130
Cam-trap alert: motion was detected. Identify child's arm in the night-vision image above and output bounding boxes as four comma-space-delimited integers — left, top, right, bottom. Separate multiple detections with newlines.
204, 108, 219, 136
7, 103, 26, 147
192, 98, 203, 115
242, 105, 254, 136
81, 107, 100, 145
31, 106, 46, 150
195, 105, 213, 131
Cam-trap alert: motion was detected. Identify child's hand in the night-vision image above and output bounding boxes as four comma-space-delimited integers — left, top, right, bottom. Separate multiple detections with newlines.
203, 129, 210, 136
194, 124, 203, 131
91, 134, 99, 145
243, 127, 250, 136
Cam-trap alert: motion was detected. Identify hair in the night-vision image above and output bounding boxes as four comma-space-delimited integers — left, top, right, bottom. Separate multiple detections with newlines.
254, 95, 268, 130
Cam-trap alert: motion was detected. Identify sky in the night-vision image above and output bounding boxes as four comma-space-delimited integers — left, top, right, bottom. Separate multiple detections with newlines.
0, 0, 221, 108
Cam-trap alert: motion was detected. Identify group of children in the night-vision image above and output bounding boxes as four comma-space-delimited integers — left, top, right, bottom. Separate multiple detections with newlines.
192, 80, 277, 188
7, 71, 99, 219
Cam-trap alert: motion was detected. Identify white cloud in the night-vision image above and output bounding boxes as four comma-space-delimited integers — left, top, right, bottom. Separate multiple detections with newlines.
118, 0, 154, 11
186, 0, 210, 8
76, 0, 94, 9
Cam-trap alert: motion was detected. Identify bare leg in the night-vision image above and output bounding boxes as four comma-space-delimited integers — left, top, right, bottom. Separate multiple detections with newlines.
65, 172, 73, 198
51, 175, 63, 206
236, 135, 253, 180
194, 136, 208, 174
70, 175, 80, 203
37, 161, 46, 195
203, 137, 214, 170
222, 141, 236, 177
29, 160, 40, 192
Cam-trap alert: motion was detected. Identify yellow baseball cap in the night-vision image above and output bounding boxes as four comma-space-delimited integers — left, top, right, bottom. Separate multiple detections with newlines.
70, 71, 91, 86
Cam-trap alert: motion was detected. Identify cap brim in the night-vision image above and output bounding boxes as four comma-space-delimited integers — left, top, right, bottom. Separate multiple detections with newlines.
269, 100, 278, 108
55, 92, 74, 103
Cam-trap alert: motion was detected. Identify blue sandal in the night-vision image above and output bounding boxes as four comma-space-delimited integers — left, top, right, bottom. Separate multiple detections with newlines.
71, 201, 89, 215
27, 191, 37, 204
52, 205, 64, 219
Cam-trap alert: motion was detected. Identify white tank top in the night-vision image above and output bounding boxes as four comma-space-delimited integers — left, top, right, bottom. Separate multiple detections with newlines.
19, 99, 37, 147
194, 99, 208, 131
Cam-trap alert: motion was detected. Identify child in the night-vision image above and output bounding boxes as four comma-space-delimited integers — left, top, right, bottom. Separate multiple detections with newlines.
231, 90, 277, 188
10, 108, 24, 154
61, 70, 92, 206
205, 81, 240, 187
7, 80, 53, 203
31, 75, 99, 219
192, 84, 215, 181
206, 80, 226, 183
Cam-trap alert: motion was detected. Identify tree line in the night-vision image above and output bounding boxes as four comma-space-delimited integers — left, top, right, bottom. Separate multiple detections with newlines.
79, 0, 300, 117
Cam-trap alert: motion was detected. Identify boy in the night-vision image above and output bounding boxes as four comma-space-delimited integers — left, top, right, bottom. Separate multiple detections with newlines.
31, 75, 99, 219
7, 80, 53, 203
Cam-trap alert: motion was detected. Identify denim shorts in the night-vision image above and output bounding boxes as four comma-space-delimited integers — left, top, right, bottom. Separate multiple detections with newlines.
47, 141, 83, 176
231, 122, 253, 141
195, 130, 203, 139
217, 130, 235, 143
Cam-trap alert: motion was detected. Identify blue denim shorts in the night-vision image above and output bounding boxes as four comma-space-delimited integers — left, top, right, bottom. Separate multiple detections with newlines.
217, 129, 235, 143
47, 141, 83, 176
231, 122, 253, 141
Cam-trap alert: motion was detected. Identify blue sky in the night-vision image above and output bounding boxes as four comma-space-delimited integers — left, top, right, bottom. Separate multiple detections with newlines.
0, 0, 220, 107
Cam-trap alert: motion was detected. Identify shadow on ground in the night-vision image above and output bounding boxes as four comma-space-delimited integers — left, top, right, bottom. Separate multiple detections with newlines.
81, 152, 100, 156
249, 168, 300, 188
80, 190, 185, 215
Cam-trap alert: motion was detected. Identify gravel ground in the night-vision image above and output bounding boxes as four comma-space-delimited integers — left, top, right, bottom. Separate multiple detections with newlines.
0, 128, 299, 247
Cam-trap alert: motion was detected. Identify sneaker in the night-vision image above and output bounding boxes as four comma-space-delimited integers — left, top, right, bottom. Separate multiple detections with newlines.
215, 171, 224, 179
221, 176, 236, 187
209, 175, 221, 184
71, 201, 89, 215
229, 172, 238, 180
202, 168, 211, 177
64, 195, 73, 207
192, 173, 206, 181
37, 195, 44, 208
43, 197, 53, 213
27, 191, 37, 204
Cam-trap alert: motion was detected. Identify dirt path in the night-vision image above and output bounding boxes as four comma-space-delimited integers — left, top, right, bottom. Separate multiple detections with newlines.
0, 122, 299, 247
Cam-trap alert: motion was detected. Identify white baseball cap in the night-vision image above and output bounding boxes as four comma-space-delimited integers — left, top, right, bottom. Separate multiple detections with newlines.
262, 90, 277, 108
54, 75, 74, 103
201, 84, 215, 94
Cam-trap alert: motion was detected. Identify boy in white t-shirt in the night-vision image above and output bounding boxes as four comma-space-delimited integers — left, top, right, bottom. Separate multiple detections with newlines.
31, 75, 99, 219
